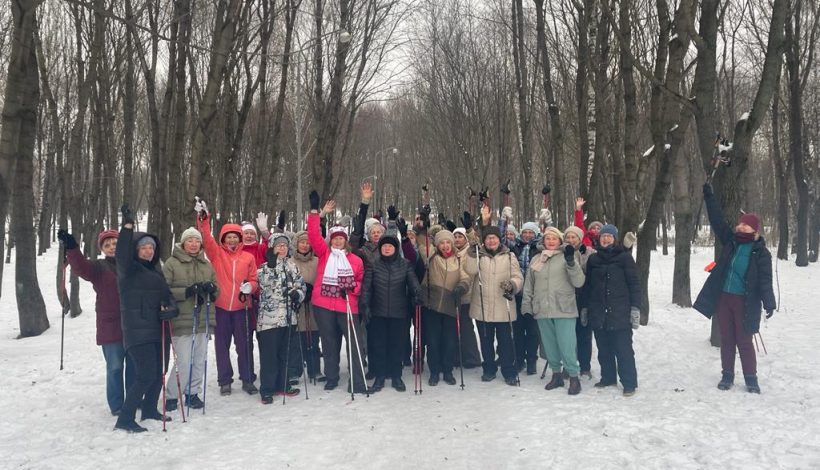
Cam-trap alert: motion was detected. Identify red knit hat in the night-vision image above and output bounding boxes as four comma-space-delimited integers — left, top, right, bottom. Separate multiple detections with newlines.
737, 213, 761, 233
97, 230, 119, 249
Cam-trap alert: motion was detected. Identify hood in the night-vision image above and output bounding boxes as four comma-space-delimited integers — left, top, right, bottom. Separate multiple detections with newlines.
132, 232, 161, 265
219, 223, 244, 251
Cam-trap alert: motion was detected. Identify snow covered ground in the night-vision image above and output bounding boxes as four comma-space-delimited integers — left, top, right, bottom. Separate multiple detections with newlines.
0, 245, 818, 469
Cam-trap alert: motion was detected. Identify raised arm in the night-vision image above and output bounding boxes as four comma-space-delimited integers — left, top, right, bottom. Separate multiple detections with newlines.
703, 184, 733, 245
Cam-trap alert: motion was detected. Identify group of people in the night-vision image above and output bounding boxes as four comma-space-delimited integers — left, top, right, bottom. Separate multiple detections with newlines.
58, 181, 776, 434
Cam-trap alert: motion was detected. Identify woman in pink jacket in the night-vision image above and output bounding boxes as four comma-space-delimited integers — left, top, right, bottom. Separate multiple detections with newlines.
306, 191, 370, 394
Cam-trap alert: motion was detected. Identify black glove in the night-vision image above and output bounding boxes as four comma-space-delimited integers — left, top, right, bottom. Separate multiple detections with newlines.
288, 289, 301, 302
703, 183, 713, 197
277, 210, 286, 230
419, 205, 431, 228
309, 190, 320, 211
452, 285, 466, 303
387, 205, 400, 221
501, 179, 511, 195
185, 283, 202, 299
563, 245, 576, 266
478, 187, 489, 202
340, 288, 348, 299
121, 203, 134, 226
578, 244, 587, 254
397, 217, 408, 239
461, 211, 473, 230
445, 220, 456, 232
522, 312, 534, 319
201, 281, 217, 294
541, 184, 551, 195
437, 213, 446, 225
766, 309, 774, 319
57, 229, 79, 250
159, 301, 179, 321
305, 283, 314, 301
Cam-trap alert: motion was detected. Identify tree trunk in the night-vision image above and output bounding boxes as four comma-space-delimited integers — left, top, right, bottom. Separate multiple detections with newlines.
511, 0, 533, 220
770, 68, 789, 260
575, 0, 592, 202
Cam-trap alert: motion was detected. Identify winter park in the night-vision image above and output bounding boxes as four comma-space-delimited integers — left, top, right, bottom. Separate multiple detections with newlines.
1, 0, 820, 468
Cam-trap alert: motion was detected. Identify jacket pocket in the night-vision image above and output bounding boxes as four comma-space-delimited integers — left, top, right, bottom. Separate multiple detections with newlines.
556, 292, 577, 314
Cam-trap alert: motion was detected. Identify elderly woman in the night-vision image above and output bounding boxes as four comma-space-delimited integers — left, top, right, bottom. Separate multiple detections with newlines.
522, 227, 585, 395
564, 225, 595, 379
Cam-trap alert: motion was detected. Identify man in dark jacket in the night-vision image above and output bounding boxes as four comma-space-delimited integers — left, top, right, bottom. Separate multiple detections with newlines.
694, 184, 776, 393
114, 204, 178, 433
582, 224, 641, 397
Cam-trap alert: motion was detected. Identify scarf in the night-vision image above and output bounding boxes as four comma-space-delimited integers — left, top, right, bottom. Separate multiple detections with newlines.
529, 248, 562, 273
734, 232, 756, 244
321, 248, 355, 298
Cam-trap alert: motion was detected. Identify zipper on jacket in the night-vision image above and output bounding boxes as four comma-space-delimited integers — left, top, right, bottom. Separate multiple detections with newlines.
230, 258, 237, 311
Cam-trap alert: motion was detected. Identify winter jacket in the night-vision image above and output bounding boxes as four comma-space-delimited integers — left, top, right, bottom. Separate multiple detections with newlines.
292, 248, 319, 332
66, 249, 122, 345
256, 258, 306, 331
363, 251, 420, 319
463, 245, 524, 323
574, 210, 595, 248
417, 251, 470, 317
115, 227, 173, 350
244, 239, 269, 268
693, 191, 776, 334
162, 244, 219, 335
498, 218, 542, 274
522, 247, 585, 319
455, 242, 476, 305
307, 212, 365, 314
197, 216, 259, 312
582, 245, 641, 331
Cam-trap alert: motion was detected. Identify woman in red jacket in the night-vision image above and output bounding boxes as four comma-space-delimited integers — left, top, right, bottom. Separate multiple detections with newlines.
306, 191, 370, 394
58, 228, 135, 416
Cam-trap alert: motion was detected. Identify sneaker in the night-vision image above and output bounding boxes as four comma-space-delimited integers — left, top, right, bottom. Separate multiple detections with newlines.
185, 394, 205, 409
114, 419, 148, 433
717, 371, 734, 391
261, 395, 273, 405
504, 376, 519, 386
242, 381, 259, 395
324, 379, 339, 391
392, 377, 406, 392
568, 377, 582, 395
744, 375, 761, 394
480, 373, 497, 382
220, 384, 232, 396
275, 388, 301, 397
545, 372, 564, 390
428, 375, 440, 386
623, 388, 636, 397
140, 410, 172, 422
372, 377, 386, 392
165, 398, 178, 412
442, 373, 457, 385
594, 380, 616, 388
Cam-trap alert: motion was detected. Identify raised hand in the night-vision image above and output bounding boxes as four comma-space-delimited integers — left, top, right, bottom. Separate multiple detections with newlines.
361, 181, 374, 203
276, 210, 286, 230
461, 211, 473, 230
256, 212, 269, 232
480, 205, 491, 225
575, 197, 585, 210
541, 184, 551, 195
309, 190, 321, 211
121, 204, 134, 226
387, 205, 400, 221
57, 229, 79, 250
322, 200, 336, 216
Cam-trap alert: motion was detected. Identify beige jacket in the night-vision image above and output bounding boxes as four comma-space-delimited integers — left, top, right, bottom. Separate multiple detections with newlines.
463, 245, 523, 323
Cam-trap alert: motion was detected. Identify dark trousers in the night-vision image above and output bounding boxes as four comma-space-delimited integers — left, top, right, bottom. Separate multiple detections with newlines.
214, 308, 253, 385
369, 316, 408, 379
476, 321, 516, 380
454, 304, 482, 367
118, 342, 162, 424
257, 326, 289, 396
313, 306, 366, 388
594, 328, 637, 390
576, 317, 593, 373
300, 330, 322, 378
717, 293, 757, 375
513, 306, 540, 369
423, 309, 457, 377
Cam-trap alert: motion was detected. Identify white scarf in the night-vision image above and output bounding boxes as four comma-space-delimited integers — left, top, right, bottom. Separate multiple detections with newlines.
322, 248, 353, 287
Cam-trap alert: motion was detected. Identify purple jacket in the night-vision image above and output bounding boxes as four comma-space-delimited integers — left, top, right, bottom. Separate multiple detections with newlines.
66, 248, 122, 345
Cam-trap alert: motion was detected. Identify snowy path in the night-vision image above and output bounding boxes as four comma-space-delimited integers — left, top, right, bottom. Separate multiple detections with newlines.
0, 247, 818, 469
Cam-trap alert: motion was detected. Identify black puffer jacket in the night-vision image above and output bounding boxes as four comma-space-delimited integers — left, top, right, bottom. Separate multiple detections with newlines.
693, 190, 776, 334
116, 226, 173, 350
582, 245, 640, 331
362, 249, 420, 319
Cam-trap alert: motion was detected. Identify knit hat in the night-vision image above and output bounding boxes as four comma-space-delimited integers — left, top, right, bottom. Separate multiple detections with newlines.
97, 229, 119, 249
600, 224, 619, 239
365, 218, 383, 236
563, 226, 584, 242
434, 229, 455, 248
506, 224, 519, 237
453, 227, 467, 238
520, 222, 540, 235
328, 225, 349, 241
738, 213, 761, 233
269, 233, 291, 249
588, 221, 604, 231
482, 225, 502, 242
542, 226, 564, 241
179, 227, 202, 244
378, 235, 400, 251
136, 236, 156, 249
241, 222, 257, 234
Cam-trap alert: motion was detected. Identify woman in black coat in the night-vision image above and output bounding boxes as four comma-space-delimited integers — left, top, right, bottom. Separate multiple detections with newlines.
582, 224, 641, 397
694, 184, 776, 393
114, 204, 178, 433
362, 235, 420, 392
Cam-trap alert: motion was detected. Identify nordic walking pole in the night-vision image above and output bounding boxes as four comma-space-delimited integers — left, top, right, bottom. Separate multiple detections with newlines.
455, 303, 465, 390
202, 296, 211, 415
476, 244, 487, 340
281, 277, 294, 405
757, 332, 768, 355
186, 292, 200, 417
58, 242, 69, 370
239, 287, 253, 388
166, 321, 187, 423
504, 298, 521, 386
345, 291, 369, 398
161, 321, 168, 432
414, 305, 421, 394
343, 291, 355, 400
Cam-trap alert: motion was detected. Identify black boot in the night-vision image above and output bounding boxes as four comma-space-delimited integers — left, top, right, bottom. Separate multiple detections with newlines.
372, 377, 386, 392
526, 362, 537, 376
442, 372, 457, 385
568, 377, 581, 395
324, 379, 339, 391
744, 374, 760, 394
717, 371, 734, 391
140, 410, 172, 422
428, 374, 440, 386
392, 377, 406, 392
185, 394, 205, 409
242, 381, 259, 395
114, 419, 147, 433
545, 372, 565, 390
220, 384, 231, 396
165, 398, 178, 411
481, 372, 497, 382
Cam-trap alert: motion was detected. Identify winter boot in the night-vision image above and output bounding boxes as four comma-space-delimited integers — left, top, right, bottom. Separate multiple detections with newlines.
545, 372, 565, 390
561, 369, 570, 380
717, 371, 734, 391
526, 362, 537, 376
622, 388, 636, 397
744, 375, 761, 394
372, 377, 386, 392
392, 377, 406, 392
428, 374, 440, 386
348, 383, 375, 395
568, 377, 581, 395
594, 380, 616, 388
114, 419, 147, 433
185, 394, 205, 409
366, 370, 376, 380
141, 410, 171, 422
275, 387, 300, 397
481, 372, 497, 382
580, 370, 593, 380
260, 395, 274, 405
165, 398, 178, 412
324, 379, 339, 391
443, 372, 457, 385
220, 384, 231, 396
242, 381, 259, 395
504, 376, 519, 386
